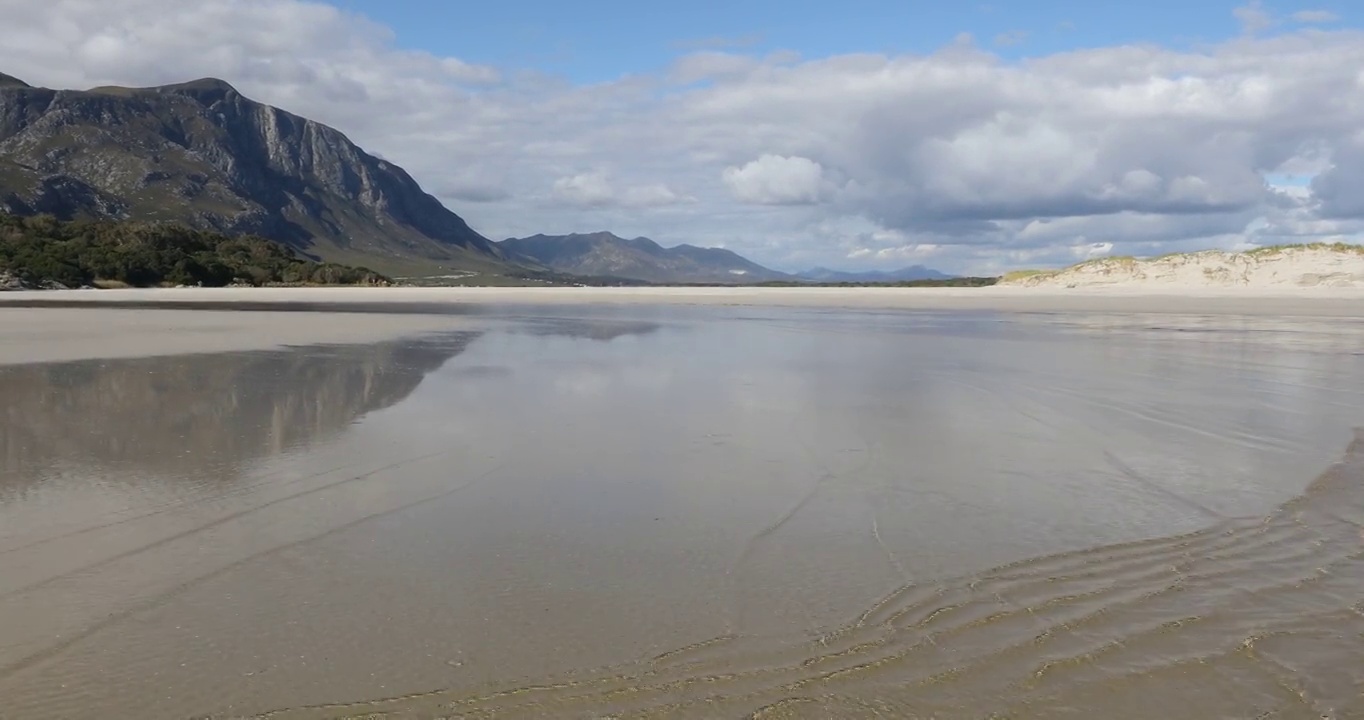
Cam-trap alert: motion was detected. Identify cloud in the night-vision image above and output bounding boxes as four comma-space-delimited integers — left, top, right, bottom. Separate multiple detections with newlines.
722, 155, 828, 205
1234, 1, 1276, 34
435, 183, 512, 203
1310, 138, 1364, 218
994, 30, 1029, 47
552, 171, 690, 208
2, 0, 1364, 274
553, 172, 617, 207
669, 52, 761, 85
671, 34, 765, 52
622, 184, 692, 207
847, 244, 943, 261
1292, 9, 1340, 23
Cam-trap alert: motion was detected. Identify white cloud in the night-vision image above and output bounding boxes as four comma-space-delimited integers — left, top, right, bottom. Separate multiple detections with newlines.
622, 184, 692, 207
669, 52, 760, 85
2, 0, 1364, 274
722, 155, 828, 205
552, 172, 617, 207
1292, 9, 1340, 23
552, 171, 690, 208
1234, 1, 1276, 35
847, 244, 943, 261
1072, 242, 1115, 259
994, 30, 1028, 47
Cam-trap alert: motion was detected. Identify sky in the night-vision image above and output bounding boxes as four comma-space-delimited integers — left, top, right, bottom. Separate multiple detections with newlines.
0, 0, 1361, 274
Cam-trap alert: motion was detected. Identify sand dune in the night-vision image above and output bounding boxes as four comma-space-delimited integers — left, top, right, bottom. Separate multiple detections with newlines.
1003, 245, 1364, 289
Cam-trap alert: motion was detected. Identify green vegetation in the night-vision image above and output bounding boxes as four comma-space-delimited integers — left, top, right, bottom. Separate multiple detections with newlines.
1001, 243, 1364, 283
1074, 255, 1137, 268
999, 269, 1056, 283
398, 271, 1000, 288
0, 213, 388, 288
1245, 242, 1364, 256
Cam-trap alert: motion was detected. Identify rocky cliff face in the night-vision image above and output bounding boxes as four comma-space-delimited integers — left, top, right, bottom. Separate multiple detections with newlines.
498, 231, 789, 284
0, 75, 507, 273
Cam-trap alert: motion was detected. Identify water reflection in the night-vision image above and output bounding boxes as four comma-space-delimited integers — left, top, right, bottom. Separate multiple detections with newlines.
0, 334, 479, 499
2, 308, 1364, 720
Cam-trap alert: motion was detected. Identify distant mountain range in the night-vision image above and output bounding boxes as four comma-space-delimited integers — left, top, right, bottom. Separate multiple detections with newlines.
796, 266, 951, 282
0, 73, 509, 276
0, 71, 956, 286
499, 232, 791, 284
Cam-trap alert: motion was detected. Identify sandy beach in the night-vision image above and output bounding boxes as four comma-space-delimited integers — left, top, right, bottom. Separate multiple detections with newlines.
3, 289, 1364, 719
5, 285, 1364, 365
7, 283, 1364, 311
0, 307, 469, 365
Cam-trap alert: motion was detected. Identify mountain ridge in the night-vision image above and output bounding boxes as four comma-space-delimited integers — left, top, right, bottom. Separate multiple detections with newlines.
498, 231, 791, 284
0, 73, 510, 275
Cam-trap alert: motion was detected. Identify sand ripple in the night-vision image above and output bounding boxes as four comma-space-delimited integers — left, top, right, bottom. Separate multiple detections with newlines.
251, 432, 1364, 719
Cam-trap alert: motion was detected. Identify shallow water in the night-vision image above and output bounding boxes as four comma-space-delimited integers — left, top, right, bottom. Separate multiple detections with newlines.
1, 306, 1363, 719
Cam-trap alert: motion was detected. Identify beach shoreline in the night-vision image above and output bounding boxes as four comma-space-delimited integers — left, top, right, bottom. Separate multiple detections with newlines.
4, 284, 1364, 313
5, 285, 1364, 365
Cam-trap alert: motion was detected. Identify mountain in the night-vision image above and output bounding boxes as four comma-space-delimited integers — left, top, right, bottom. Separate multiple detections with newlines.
0, 74, 510, 276
498, 232, 791, 284
797, 265, 951, 283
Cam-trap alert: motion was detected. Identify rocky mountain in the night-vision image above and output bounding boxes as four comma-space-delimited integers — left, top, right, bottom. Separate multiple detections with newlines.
797, 265, 950, 282
498, 232, 790, 284
0, 74, 510, 275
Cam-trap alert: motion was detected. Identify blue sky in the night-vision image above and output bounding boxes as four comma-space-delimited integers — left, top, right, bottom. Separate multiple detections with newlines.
328, 0, 1349, 82
3, 0, 1363, 273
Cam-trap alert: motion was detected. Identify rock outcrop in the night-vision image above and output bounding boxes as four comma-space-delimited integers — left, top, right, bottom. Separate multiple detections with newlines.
0, 74, 509, 274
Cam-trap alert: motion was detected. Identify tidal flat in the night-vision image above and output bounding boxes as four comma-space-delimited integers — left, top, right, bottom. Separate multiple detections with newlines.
1, 292, 1363, 718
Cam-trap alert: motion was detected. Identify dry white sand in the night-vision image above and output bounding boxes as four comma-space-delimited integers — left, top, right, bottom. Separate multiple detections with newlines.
4, 284, 1364, 365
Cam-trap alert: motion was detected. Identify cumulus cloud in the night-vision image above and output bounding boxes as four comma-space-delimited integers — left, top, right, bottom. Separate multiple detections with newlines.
438, 184, 512, 203
2, 0, 1364, 274
669, 52, 761, 84
723, 155, 828, 205
1292, 9, 1340, 23
1310, 139, 1364, 219
553, 172, 617, 207
1234, 1, 1276, 35
552, 171, 690, 208
994, 30, 1029, 47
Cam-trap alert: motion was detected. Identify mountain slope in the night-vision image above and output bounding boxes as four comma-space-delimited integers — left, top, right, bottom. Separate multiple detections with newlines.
499, 232, 790, 284
0, 74, 510, 275
0, 212, 388, 289
798, 265, 950, 282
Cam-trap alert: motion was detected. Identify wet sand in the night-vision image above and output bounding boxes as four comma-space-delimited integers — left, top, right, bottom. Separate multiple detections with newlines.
0, 307, 468, 365
1, 299, 1363, 718
6, 283, 1364, 316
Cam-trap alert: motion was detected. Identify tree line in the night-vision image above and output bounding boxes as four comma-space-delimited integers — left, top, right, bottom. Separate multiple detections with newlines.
0, 213, 389, 288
